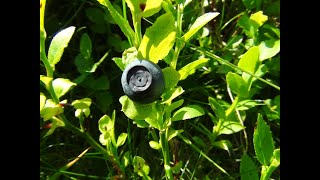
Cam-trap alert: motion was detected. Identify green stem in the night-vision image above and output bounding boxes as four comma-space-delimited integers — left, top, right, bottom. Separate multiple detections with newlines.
171, 3, 184, 69
132, 13, 142, 48
160, 129, 174, 180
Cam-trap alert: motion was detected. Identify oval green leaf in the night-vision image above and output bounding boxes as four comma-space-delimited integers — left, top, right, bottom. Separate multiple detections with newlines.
162, 67, 180, 90
48, 26, 76, 68
182, 12, 220, 43
71, 98, 92, 110
219, 121, 245, 135
208, 97, 226, 120
226, 72, 249, 98
80, 33, 92, 59
259, 39, 280, 61
240, 153, 259, 180
238, 46, 260, 82
171, 105, 205, 121
137, 13, 176, 63
149, 140, 161, 150
253, 114, 275, 166
178, 58, 209, 80
52, 78, 76, 99
117, 133, 128, 147
119, 95, 153, 120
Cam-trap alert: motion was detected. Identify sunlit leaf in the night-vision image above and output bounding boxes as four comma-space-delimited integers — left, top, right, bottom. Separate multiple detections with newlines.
119, 95, 153, 120
208, 97, 226, 120
72, 98, 92, 109
178, 58, 209, 80
117, 133, 128, 147
238, 46, 260, 82
250, 11, 268, 27
171, 105, 205, 121
226, 72, 249, 98
137, 13, 176, 64
40, 93, 46, 111
182, 12, 220, 42
161, 86, 184, 104
259, 39, 280, 61
48, 26, 76, 68
52, 78, 76, 99
149, 140, 161, 150
219, 121, 245, 135
98, 114, 114, 134
162, 67, 180, 90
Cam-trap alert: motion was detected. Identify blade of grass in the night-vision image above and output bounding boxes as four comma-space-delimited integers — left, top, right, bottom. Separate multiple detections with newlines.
177, 134, 233, 178
50, 147, 92, 179
181, 39, 280, 90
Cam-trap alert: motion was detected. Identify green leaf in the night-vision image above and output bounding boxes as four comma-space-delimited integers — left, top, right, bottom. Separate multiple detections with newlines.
48, 26, 76, 68
98, 114, 114, 134
162, 67, 180, 90
259, 39, 280, 61
149, 140, 161, 150
237, 15, 258, 38
40, 93, 46, 111
122, 46, 138, 69
164, 99, 184, 115
40, 75, 53, 90
236, 100, 264, 111
178, 58, 209, 80
119, 95, 153, 120
171, 105, 205, 121
44, 116, 65, 137
250, 11, 268, 27
126, 0, 163, 17
141, 0, 163, 17
208, 97, 226, 120
117, 133, 128, 147
133, 119, 150, 128
95, 91, 113, 113
122, 151, 130, 167
85, 7, 106, 24
40, 99, 64, 120
238, 46, 260, 82
223, 35, 243, 50
226, 72, 249, 98
219, 121, 245, 135
271, 148, 280, 167
171, 161, 183, 174
212, 140, 232, 155
242, 0, 255, 10
83, 108, 90, 117
74, 54, 95, 74
192, 136, 206, 148
133, 156, 150, 176
72, 98, 92, 109
145, 113, 161, 130
261, 148, 280, 180
168, 129, 184, 141
240, 154, 259, 180
86, 75, 110, 90
80, 33, 92, 59
137, 13, 176, 64
161, 86, 184, 104
52, 78, 76, 99
182, 12, 220, 42
112, 57, 125, 71
96, 0, 135, 45
253, 114, 275, 166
